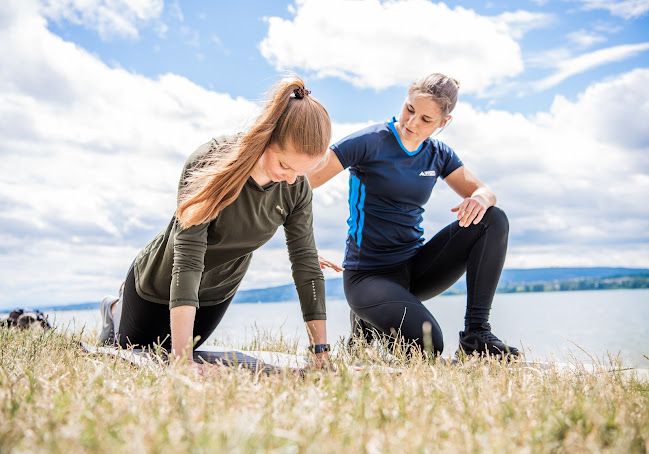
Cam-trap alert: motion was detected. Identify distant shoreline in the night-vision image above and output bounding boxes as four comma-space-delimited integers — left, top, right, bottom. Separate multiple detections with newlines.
3, 267, 648, 312
9, 281, 649, 314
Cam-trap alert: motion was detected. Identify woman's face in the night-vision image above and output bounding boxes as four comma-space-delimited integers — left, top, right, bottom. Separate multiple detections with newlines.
254, 142, 324, 185
397, 92, 451, 146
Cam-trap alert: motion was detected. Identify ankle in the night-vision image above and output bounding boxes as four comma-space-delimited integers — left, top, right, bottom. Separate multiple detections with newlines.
465, 323, 490, 333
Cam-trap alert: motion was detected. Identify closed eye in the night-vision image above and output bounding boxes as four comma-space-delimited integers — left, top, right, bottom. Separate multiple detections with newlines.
279, 161, 290, 170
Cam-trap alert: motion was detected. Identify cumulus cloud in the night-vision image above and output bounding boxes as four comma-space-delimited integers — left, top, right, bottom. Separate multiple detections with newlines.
2, 0, 648, 308
0, 0, 259, 306
260, 0, 549, 93
576, 0, 649, 19
418, 68, 649, 267
304, 68, 649, 272
41, 0, 164, 40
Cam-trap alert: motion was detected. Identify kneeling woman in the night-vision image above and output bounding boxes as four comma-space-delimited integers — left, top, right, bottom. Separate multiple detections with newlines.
309, 73, 518, 358
99, 76, 332, 368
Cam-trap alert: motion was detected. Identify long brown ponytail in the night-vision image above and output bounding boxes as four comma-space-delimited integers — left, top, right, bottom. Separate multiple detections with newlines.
175, 75, 331, 229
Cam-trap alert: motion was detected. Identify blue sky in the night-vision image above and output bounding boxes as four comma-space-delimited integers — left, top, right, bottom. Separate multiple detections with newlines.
1, 0, 648, 307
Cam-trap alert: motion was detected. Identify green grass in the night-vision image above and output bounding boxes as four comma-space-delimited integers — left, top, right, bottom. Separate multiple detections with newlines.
1, 327, 648, 453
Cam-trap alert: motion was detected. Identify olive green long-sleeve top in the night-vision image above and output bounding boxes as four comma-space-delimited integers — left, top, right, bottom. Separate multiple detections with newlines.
132, 138, 326, 321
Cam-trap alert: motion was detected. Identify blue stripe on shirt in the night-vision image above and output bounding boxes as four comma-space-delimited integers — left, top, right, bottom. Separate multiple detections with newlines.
348, 175, 359, 243
348, 175, 366, 246
357, 181, 366, 246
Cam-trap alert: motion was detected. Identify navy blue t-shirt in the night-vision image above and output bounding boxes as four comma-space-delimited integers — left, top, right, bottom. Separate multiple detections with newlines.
331, 118, 463, 270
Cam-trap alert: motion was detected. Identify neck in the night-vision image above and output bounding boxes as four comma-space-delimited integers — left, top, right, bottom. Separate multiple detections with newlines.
250, 163, 272, 186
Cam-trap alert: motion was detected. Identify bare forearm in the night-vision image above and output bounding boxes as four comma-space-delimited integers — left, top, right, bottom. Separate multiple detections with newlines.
307, 149, 344, 189
305, 319, 327, 345
305, 319, 330, 365
471, 187, 497, 208
170, 305, 197, 360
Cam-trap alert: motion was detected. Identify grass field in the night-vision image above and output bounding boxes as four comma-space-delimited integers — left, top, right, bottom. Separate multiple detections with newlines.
1, 326, 648, 453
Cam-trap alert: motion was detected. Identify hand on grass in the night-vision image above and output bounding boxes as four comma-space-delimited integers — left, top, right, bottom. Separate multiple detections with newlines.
311, 352, 335, 371
190, 361, 204, 377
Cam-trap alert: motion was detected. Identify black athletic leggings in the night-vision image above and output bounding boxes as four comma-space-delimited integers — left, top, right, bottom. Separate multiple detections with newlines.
117, 264, 232, 350
344, 207, 509, 355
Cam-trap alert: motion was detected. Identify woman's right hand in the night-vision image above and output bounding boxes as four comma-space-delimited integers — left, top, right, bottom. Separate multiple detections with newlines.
312, 352, 335, 371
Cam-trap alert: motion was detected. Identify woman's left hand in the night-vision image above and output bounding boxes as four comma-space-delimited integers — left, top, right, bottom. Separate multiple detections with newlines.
451, 196, 488, 227
318, 256, 344, 272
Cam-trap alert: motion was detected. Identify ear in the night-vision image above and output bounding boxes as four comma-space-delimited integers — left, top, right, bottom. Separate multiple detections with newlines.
440, 115, 453, 128
430, 116, 453, 138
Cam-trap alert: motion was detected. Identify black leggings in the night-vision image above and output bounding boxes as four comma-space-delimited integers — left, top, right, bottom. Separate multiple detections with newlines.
344, 207, 509, 355
117, 265, 232, 350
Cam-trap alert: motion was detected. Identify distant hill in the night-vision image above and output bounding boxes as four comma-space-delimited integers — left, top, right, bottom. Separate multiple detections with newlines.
231, 267, 649, 303
498, 267, 649, 284
7, 267, 647, 311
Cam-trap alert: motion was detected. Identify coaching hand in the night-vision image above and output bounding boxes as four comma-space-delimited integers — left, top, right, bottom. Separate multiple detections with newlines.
318, 256, 344, 272
451, 196, 487, 227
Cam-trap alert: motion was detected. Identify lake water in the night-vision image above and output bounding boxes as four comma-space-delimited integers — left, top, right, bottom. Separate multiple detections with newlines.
44, 289, 649, 368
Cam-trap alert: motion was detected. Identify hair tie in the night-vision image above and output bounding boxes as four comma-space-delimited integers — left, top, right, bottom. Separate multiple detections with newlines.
293, 88, 311, 99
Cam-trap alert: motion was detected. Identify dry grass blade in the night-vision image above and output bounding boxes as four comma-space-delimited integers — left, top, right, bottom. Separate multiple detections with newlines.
0, 326, 648, 453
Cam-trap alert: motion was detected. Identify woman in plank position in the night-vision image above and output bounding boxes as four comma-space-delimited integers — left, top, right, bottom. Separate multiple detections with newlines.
309, 73, 519, 358
99, 76, 332, 370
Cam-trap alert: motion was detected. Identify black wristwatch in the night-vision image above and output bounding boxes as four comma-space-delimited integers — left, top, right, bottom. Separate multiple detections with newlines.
308, 344, 330, 354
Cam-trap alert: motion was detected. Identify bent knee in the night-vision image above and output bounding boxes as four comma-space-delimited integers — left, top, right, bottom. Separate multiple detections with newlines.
482, 206, 509, 234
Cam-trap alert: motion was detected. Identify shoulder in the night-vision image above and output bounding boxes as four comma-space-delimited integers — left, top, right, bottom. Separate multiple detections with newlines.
333, 122, 392, 148
426, 138, 457, 157
186, 134, 239, 166
331, 122, 394, 167
184, 142, 212, 169
425, 138, 463, 176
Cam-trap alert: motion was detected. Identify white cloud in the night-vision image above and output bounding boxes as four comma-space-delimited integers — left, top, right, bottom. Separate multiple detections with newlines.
0, 0, 259, 305
169, 0, 184, 22
420, 68, 649, 269
567, 29, 607, 48
494, 10, 554, 39
306, 69, 649, 273
576, 0, 649, 19
1, 0, 648, 309
547, 67, 649, 149
41, 0, 164, 40
260, 0, 549, 93
534, 42, 649, 90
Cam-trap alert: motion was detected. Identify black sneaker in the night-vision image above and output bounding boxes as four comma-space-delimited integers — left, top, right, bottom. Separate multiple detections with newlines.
347, 310, 378, 349
457, 327, 520, 358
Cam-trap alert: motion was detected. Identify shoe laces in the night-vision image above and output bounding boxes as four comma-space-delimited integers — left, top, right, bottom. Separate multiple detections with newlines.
470, 330, 502, 344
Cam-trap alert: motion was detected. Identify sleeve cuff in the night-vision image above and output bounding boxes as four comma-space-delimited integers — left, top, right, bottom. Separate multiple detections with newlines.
169, 299, 200, 309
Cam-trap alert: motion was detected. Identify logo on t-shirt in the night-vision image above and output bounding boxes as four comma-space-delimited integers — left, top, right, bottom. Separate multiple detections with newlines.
419, 170, 436, 177
275, 205, 285, 215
